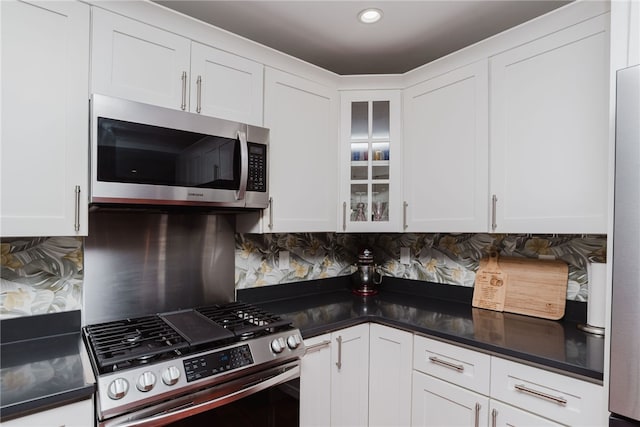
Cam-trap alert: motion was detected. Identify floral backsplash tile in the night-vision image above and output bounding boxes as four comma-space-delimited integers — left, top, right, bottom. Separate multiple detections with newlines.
0, 232, 607, 319
235, 233, 607, 301
0, 237, 83, 319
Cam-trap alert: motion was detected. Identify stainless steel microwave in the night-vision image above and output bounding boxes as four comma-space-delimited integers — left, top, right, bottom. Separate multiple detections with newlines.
90, 94, 268, 209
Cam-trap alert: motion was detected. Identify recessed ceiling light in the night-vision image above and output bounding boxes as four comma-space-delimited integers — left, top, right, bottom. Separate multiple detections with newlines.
358, 8, 383, 24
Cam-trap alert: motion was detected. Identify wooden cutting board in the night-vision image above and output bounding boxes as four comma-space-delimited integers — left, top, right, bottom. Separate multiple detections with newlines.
473, 253, 569, 320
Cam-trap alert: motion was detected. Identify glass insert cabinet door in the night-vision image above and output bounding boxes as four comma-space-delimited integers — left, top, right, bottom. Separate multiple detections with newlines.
340, 91, 401, 232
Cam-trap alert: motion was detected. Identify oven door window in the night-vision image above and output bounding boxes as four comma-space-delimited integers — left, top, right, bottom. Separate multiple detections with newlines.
166, 379, 300, 427
97, 117, 240, 190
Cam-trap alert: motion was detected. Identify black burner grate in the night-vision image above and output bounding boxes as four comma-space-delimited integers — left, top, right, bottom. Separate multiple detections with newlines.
197, 302, 291, 337
84, 315, 189, 371
83, 302, 293, 374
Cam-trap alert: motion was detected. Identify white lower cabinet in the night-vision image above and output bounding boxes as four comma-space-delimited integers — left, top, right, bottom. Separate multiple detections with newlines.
490, 356, 605, 427
412, 371, 489, 427
369, 324, 413, 427
1, 398, 93, 427
300, 323, 413, 427
331, 324, 370, 427
302, 328, 604, 427
412, 335, 491, 427
489, 400, 561, 427
411, 335, 606, 427
300, 324, 369, 426
300, 334, 332, 426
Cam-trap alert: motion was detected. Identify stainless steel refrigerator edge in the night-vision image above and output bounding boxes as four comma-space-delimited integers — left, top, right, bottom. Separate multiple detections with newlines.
610, 64, 640, 425
83, 210, 235, 325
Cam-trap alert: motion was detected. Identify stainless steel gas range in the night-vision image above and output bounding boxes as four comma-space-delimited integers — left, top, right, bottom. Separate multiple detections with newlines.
83, 302, 304, 426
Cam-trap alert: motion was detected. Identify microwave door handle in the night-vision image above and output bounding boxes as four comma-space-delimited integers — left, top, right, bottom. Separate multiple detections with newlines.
236, 130, 248, 202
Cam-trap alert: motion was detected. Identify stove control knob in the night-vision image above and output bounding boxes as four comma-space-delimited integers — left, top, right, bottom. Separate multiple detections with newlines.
287, 334, 301, 349
107, 378, 129, 400
136, 371, 156, 392
271, 337, 285, 353
162, 366, 181, 386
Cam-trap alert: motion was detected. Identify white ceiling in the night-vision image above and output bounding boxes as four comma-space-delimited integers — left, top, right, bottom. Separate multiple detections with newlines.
154, 0, 572, 75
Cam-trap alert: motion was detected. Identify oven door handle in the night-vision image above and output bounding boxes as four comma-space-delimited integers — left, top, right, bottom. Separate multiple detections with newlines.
110, 364, 300, 427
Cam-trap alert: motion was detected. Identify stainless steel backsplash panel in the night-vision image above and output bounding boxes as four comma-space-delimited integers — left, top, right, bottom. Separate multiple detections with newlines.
83, 210, 235, 325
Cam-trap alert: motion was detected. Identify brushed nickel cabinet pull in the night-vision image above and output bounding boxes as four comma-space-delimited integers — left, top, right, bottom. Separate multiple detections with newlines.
491, 194, 498, 231
268, 197, 273, 229
428, 356, 464, 372
403, 201, 408, 230
196, 75, 202, 113
342, 201, 347, 231
335, 336, 343, 370
74, 185, 81, 232
305, 340, 331, 355
180, 71, 187, 110
514, 383, 568, 406
491, 408, 498, 427
474, 403, 481, 427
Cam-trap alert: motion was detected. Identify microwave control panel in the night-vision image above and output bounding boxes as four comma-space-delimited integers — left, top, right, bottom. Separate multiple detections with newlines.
247, 143, 267, 192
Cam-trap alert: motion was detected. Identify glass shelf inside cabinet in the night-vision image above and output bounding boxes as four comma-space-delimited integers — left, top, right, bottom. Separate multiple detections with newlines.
347, 99, 391, 224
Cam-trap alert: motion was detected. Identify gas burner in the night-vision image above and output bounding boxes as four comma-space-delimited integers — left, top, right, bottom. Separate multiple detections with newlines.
83, 315, 189, 374
123, 331, 142, 344
238, 331, 255, 340
83, 302, 296, 376
196, 302, 292, 338
136, 353, 158, 362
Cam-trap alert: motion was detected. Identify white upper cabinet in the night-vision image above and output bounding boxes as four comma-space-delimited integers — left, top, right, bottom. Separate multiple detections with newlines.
489, 15, 610, 234
91, 7, 190, 111
339, 90, 402, 232
190, 41, 263, 125
91, 8, 263, 125
403, 60, 489, 232
261, 67, 338, 233
1, 0, 90, 237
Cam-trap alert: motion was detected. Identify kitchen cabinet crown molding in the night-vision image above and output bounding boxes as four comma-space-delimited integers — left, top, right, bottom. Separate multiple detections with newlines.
337, 74, 405, 91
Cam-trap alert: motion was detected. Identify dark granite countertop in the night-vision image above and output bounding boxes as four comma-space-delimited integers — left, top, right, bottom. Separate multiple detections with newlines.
239, 277, 604, 384
0, 311, 95, 422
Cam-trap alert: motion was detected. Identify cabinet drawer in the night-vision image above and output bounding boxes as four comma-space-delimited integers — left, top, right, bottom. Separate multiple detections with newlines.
490, 357, 604, 426
413, 335, 490, 395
